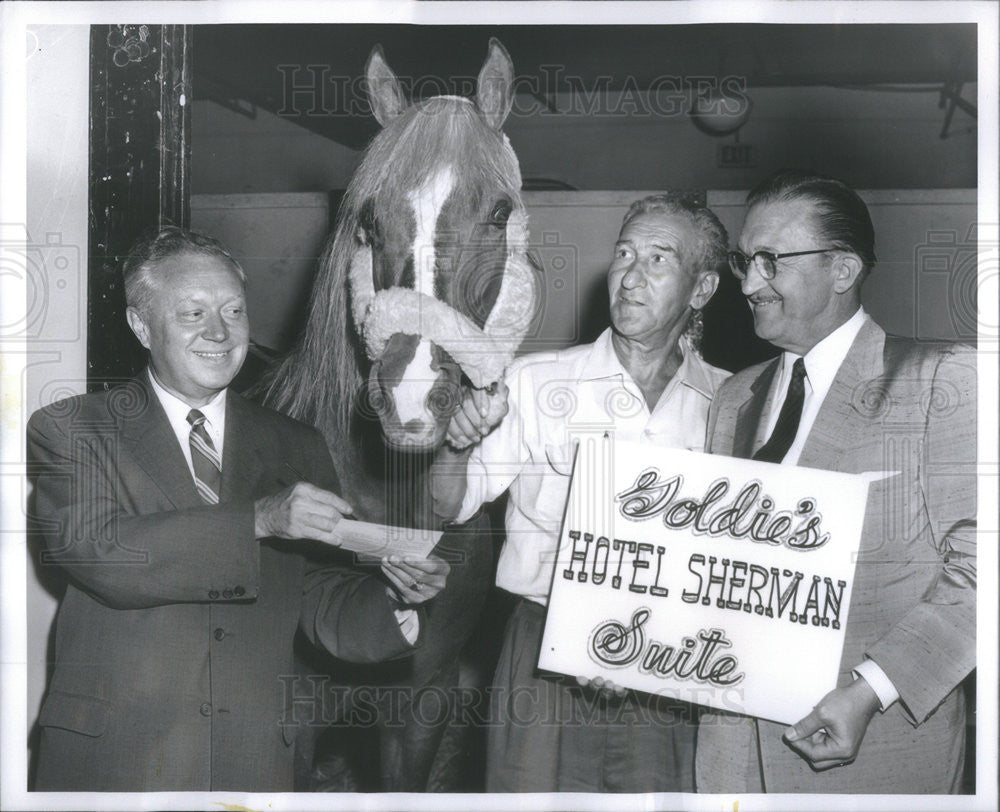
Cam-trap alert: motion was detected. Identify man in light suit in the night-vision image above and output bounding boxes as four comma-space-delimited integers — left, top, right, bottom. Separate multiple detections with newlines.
27, 227, 449, 791
695, 171, 976, 794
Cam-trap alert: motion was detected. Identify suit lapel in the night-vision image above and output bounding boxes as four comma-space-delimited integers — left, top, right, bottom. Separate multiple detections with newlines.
733, 358, 780, 459
119, 375, 202, 509
221, 391, 267, 502
798, 319, 886, 471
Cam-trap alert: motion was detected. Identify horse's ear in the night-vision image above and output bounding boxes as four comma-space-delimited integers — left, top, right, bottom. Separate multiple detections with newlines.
365, 44, 406, 127
476, 38, 514, 130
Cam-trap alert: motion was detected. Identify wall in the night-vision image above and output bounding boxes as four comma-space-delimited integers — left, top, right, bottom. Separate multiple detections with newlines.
192, 99, 360, 195
23, 23, 91, 769
191, 83, 977, 195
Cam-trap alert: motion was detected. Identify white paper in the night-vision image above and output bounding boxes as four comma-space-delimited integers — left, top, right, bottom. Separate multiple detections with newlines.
331, 519, 441, 562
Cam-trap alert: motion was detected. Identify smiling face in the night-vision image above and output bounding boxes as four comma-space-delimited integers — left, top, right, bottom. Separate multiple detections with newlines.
607, 211, 718, 350
126, 252, 249, 406
737, 198, 856, 355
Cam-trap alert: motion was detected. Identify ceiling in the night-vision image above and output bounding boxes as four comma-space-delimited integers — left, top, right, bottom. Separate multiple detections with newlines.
192, 24, 978, 150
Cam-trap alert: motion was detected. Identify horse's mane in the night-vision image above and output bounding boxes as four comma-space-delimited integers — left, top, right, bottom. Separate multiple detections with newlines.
262, 96, 523, 444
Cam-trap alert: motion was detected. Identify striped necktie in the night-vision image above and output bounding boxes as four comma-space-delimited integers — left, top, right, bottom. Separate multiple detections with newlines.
187, 409, 221, 504
753, 357, 807, 464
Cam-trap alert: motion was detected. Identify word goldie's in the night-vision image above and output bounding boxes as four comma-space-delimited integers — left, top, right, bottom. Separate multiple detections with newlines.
617, 468, 830, 550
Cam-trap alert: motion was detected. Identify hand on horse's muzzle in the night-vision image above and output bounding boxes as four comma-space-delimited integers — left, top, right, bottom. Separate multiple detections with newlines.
446, 380, 509, 450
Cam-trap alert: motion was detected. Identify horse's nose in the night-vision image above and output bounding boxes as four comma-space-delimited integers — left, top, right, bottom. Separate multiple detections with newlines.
370, 333, 462, 451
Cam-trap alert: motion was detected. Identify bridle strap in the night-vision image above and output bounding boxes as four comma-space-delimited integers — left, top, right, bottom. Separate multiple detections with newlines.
347, 209, 535, 389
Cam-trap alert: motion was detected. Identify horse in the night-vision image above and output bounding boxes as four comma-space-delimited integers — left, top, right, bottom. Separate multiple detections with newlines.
262, 39, 536, 791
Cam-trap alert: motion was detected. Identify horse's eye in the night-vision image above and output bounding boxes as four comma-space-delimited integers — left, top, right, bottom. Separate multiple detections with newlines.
488, 199, 512, 228
359, 199, 379, 243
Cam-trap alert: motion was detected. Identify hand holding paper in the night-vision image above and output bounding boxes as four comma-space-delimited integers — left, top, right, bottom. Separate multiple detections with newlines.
254, 481, 353, 542
382, 555, 451, 605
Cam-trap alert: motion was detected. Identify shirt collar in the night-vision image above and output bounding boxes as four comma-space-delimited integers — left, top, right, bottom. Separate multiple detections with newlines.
580, 328, 628, 381
675, 337, 717, 399
581, 328, 716, 400
147, 368, 228, 431
782, 307, 868, 399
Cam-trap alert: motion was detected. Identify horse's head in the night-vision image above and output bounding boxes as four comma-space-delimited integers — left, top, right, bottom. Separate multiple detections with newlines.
339, 39, 536, 451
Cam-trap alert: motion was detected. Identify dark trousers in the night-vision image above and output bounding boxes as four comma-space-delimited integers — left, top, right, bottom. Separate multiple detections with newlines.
486, 598, 698, 793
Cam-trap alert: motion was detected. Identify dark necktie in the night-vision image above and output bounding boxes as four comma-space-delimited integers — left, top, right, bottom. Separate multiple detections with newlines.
187, 409, 221, 504
753, 357, 807, 464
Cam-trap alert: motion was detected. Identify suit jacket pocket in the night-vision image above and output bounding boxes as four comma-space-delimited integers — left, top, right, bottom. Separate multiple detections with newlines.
37, 691, 111, 738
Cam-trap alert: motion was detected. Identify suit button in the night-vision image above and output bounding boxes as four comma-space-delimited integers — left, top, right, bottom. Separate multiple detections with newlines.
214, 628, 226, 641
208, 590, 220, 600
199, 702, 212, 717
222, 588, 233, 599
234, 585, 245, 597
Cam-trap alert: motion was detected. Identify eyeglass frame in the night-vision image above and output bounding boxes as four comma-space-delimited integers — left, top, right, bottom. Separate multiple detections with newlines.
727, 248, 836, 281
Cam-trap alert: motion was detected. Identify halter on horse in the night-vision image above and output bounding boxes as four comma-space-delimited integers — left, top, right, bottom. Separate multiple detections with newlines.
266, 38, 535, 459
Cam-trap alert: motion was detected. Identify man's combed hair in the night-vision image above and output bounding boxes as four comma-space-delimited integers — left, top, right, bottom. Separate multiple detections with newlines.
123, 226, 246, 314
746, 170, 877, 274
621, 193, 729, 276
620, 194, 728, 354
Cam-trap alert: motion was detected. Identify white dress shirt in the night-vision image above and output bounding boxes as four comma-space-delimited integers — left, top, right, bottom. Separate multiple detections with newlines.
763, 307, 866, 466
149, 369, 227, 477
458, 328, 730, 605
761, 308, 899, 710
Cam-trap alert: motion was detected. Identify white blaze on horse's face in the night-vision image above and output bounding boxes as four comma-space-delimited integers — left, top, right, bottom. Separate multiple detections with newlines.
389, 337, 438, 429
346, 38, 526, 452
387, 167, 456, 433
409, 166, 455, 298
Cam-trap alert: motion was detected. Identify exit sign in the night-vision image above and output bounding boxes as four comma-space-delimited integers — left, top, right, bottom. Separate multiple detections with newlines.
718, 143, 755, 168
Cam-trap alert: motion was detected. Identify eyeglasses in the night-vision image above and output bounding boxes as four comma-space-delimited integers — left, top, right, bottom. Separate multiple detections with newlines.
727, 248, 834, 280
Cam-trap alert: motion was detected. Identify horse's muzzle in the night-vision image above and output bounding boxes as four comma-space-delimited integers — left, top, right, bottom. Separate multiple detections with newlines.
368, 333, 464, 453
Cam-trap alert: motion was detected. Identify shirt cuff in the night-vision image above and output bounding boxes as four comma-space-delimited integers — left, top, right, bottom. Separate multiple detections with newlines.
454, 489, 481, 525
394, 608, 419, 645
853, 658, 899, 711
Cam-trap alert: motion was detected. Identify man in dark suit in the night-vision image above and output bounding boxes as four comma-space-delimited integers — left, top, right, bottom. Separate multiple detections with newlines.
27, 227, 449, 791
695, 171, 976, 793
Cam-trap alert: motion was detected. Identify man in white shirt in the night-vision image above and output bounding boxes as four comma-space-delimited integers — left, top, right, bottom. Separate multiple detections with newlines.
696, 171, 976, 793
27, 227, 448, 790
432, 194, 731, 791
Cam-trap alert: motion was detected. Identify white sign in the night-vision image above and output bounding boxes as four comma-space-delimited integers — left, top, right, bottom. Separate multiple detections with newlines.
538, 439, 873, 725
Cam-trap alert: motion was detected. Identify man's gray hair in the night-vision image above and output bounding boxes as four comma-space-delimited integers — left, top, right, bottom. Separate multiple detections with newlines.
620, 194, 727, 354
123, 226, 247, 315
621, 194, 729, 276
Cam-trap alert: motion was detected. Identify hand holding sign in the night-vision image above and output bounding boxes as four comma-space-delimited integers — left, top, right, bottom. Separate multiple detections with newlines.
783, 677, 881, 770
575, 674, 627, 701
